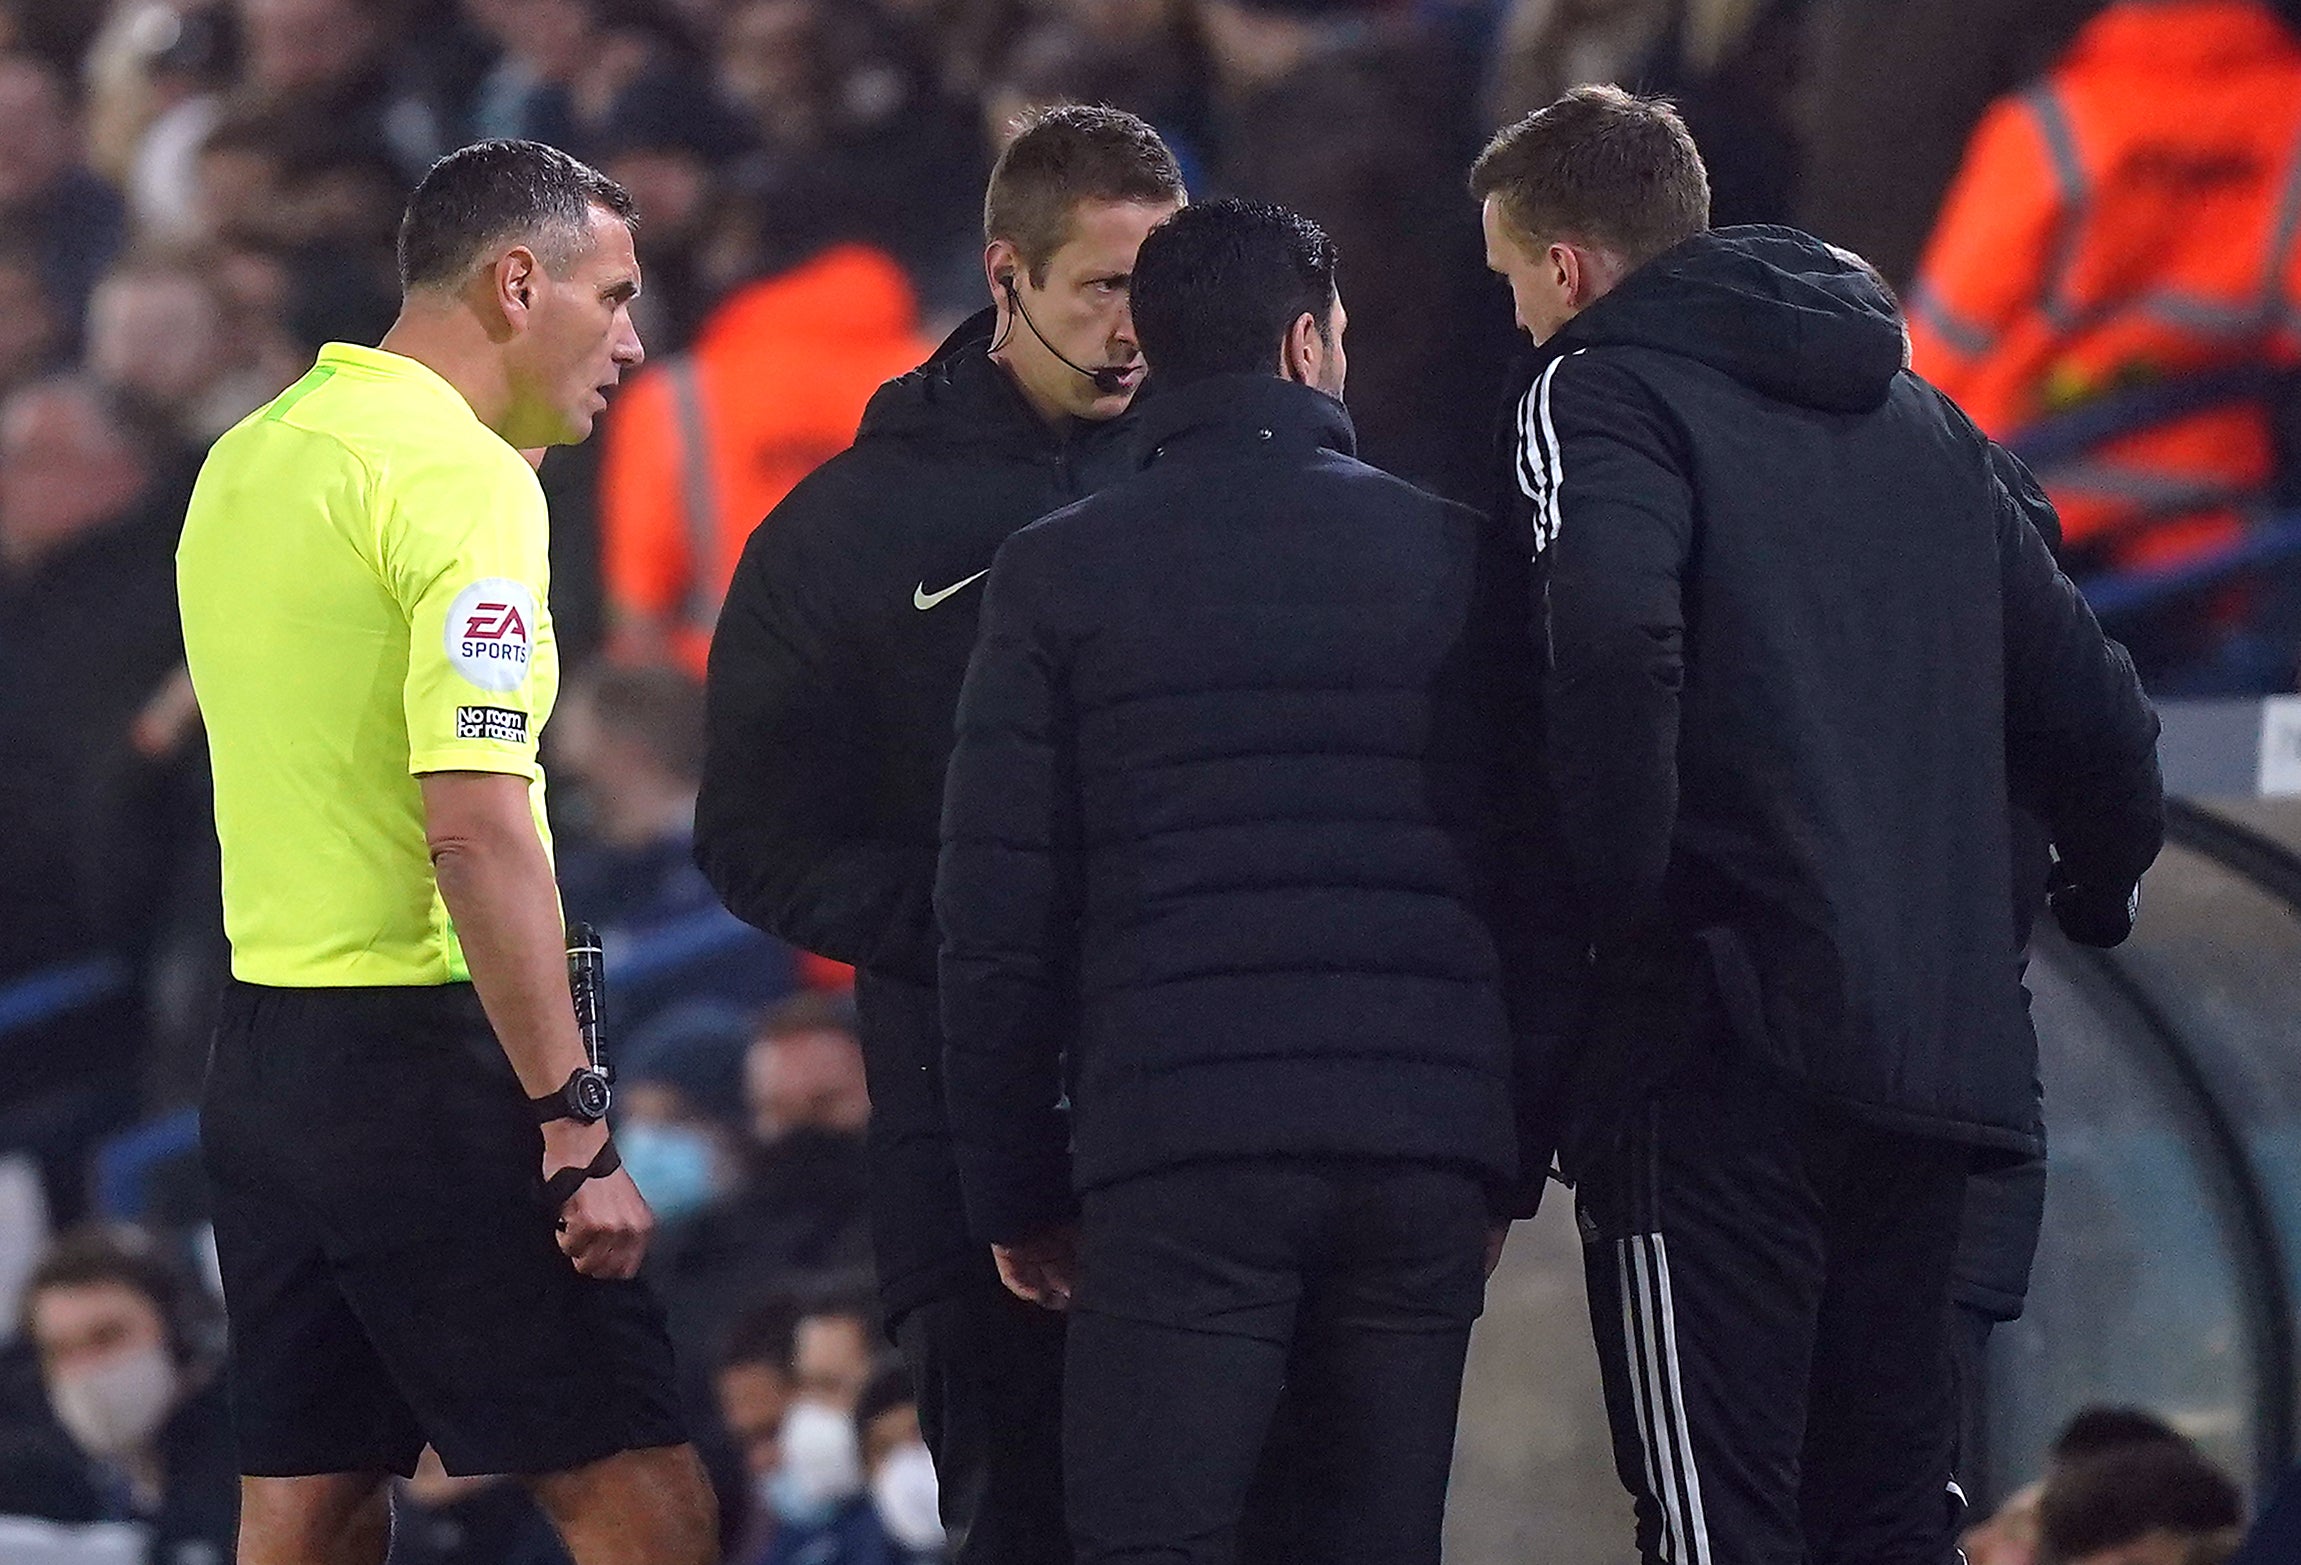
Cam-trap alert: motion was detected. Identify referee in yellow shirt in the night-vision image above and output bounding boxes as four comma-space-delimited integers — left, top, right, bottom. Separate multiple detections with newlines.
178, 141, 714, 1565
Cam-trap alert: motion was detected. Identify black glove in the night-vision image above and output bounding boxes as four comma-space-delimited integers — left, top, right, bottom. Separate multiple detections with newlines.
2047, 859, 2140, 948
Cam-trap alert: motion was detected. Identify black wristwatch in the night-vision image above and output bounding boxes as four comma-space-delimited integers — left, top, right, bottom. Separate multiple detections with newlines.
531, 1065, 611, 1125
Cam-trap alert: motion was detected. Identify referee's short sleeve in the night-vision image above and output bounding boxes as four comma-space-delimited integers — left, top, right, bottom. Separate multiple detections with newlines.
381, 446, 556, 780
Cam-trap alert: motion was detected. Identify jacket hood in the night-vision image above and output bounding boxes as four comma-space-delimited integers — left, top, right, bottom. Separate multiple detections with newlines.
1555, 226, 1907, 414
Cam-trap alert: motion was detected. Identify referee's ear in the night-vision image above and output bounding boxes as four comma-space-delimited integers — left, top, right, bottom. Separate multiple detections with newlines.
493, 246, 544, 333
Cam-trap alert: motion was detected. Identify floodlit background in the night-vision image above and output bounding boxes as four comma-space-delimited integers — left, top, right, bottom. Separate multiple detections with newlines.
2, 1, 2298, 1561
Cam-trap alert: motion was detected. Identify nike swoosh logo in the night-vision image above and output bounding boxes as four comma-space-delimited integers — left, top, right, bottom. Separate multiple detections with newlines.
913, 570, 990, 611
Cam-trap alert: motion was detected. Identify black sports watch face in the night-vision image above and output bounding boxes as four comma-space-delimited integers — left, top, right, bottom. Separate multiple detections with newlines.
567, 1067, 611, 1123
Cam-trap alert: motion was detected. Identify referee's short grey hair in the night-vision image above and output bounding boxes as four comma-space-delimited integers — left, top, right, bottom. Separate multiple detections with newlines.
398, 139, 637, 293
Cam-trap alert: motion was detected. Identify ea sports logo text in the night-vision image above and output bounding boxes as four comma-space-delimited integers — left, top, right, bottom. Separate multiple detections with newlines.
462, 601, 528, 642
444, 578, 539, 692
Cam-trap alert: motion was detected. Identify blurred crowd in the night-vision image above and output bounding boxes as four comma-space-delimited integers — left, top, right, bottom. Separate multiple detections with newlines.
1, 0, 2299, 1559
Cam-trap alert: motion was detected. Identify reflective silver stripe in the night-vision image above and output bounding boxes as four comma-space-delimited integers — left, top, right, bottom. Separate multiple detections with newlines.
2024, 86, 2090, 333
1649, 1235, 1714, 1565
2135, 290, 2269, 339
665, 355, 723, 635
1908, 282, 1996, 357
2044, 459, 2249, 514
1617, 1239, 1678, 1562
2260, 117, 2301, 302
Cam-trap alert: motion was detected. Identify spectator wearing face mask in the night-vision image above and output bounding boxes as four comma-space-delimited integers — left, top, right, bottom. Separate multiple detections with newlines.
649, 995, 876, 1407
614, 1046, 743, 1230
18, 1225, 235, 1565
854, 1362, 944, 1563
717, 1297, 800, 1562
716, 1290, 901, 1565
758, 1292, 896, 1565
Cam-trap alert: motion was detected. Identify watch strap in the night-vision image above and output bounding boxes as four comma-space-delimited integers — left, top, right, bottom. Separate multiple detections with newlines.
543, 1140, 622, 1211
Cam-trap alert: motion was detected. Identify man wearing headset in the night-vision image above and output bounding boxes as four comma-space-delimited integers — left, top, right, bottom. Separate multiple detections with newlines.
696, 105, 1186, 1564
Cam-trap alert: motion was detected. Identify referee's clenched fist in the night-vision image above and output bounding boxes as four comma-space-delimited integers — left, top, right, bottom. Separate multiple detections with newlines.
181, 141, 713, 1565
554, 1146, 654, 1280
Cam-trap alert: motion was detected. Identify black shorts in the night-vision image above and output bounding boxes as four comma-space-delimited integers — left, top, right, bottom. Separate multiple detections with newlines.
202, 980, 686, 1478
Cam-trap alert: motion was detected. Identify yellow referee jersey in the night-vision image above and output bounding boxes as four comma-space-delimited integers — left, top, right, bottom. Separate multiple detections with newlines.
179, 342, 560, 986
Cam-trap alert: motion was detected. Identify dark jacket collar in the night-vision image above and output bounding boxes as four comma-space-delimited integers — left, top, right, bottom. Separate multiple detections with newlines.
1136, 373, 1357, 468
856, 307, 1135, 460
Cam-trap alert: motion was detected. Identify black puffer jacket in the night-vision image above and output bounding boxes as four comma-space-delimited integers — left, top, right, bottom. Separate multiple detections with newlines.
697, 313, 1139, 1316
937, 374, 1577, 1245
1510, 226, 2163, 1157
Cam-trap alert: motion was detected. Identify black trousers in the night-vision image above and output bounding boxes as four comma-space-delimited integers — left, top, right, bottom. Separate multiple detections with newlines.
1062, 1157, 1488, 1565
897, 1266, 1072, 1565
1575, 1059, 1969, 1565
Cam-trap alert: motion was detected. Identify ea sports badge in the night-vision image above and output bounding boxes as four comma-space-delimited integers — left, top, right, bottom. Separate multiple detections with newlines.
444, 578, 537, 692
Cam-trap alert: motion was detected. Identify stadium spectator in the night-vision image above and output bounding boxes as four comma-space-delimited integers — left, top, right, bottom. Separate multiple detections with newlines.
1906, 0, 2301, 600
188, 103, 402, 347
0, 379, 188, 1216
0, 53, 126, 349
86, 251, 293, 465
711, 0, 986, 310
597, 238, 932, 670
1965, 1407, 2200, 1565
788, 1291, 879, 1416
854, 1361, 944, 1562
590, 69, 753, 355
0, 242, 65, 400
234, 0, 451, 179
19, 1226, 235, 1565
82, 0, 235, 240
716, 1296, 801, 1557
1799, 0, 2099, 289
548, 659, 803, 1035
982, 1, 1211, 187
716, 1290, 903, 1565
649, 995, 875, 1412
613, 1051, 742, 1228
755, 1290, 893, 1565
2039, 1439, 2243, 1565
468, 0, 696, 163
0, 2, 105, 77
1202, 0, 1496, 498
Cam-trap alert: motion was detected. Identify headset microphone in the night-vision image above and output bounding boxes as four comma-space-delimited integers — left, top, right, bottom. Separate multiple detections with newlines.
1001, 275, 1133, 396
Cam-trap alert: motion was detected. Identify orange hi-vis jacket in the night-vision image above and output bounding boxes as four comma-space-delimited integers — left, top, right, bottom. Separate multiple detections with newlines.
600, 243, 935, 671
1908, 0, 2301, 570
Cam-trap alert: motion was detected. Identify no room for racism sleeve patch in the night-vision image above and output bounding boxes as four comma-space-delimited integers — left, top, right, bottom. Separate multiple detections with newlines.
442, 578, 539, 692
455, 705, 529, 743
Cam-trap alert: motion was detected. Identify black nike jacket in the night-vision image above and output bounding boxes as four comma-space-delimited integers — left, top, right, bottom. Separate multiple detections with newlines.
696, 312, 1139, 1315
1505, 226, 2164, 1159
